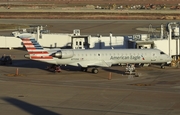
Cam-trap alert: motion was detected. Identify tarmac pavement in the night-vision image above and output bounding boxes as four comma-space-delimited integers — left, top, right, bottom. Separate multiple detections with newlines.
0, 49, 180, 115
0, 19, 180, 115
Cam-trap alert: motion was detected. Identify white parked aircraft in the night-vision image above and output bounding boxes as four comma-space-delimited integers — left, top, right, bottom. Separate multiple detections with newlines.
21, 38, 172, 74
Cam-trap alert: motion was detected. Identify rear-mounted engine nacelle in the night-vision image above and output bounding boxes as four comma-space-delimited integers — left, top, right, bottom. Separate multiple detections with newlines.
52, 50, 74, 59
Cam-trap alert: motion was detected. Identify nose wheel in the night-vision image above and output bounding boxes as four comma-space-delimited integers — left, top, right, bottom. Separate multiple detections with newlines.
161, 65, 165, 69
161, 63, 165, 69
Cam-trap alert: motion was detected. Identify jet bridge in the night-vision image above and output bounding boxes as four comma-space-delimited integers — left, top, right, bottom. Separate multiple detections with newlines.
128, 39, 154, 49
127, 34, 154, 49
71, 29, 90, 49
71, 35, 89, 49
135, 41, 154, 49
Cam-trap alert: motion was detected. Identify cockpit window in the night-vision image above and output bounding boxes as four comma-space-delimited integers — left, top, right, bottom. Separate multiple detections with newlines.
160, 51, 165, 54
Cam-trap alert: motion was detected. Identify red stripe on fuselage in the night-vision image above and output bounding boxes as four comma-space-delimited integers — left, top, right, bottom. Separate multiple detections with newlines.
31, 56, 53, 59
23, 43, 33, 45
28, 52, 49, 54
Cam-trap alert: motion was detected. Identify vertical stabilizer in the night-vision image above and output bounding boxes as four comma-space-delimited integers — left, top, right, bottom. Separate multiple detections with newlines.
21, 38, 53, 60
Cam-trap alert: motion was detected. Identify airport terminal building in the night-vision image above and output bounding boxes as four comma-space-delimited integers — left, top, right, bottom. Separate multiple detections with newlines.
0, 22, 180, 59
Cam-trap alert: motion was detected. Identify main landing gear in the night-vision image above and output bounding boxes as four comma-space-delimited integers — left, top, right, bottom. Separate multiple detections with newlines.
81, 67, 99, 74
91, 68, 99, 74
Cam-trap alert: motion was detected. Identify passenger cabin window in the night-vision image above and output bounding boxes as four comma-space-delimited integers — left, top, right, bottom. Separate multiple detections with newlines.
160, 52, 165, 54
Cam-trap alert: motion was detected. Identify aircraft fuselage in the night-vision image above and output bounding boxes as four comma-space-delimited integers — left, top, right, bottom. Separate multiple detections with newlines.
48, 49, 172, 67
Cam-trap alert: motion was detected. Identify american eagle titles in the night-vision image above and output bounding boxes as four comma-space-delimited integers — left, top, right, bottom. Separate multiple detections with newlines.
110, 55, 141, 60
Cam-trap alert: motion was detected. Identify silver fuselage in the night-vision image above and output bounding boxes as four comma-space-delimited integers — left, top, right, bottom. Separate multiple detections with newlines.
38, 49, 171, 67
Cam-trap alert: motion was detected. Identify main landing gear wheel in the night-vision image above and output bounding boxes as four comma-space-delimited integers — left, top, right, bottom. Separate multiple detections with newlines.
92, 68, 99, 74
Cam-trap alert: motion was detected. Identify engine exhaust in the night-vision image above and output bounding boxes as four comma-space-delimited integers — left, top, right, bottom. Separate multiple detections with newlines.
24, 54, 30, 59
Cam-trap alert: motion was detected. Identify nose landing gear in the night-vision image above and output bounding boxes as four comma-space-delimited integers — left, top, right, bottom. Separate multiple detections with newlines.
161, 63, 165, 69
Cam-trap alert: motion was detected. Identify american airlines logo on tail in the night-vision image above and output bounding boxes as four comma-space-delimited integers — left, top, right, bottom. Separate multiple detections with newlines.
22, 38, 53, 60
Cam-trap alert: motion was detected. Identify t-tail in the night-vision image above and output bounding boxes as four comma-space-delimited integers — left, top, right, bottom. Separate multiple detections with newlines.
21, 38, 53, 60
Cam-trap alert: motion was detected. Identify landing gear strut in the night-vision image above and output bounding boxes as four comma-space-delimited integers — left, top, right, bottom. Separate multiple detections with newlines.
161, 63, 165, 69
161, 65, 165, 69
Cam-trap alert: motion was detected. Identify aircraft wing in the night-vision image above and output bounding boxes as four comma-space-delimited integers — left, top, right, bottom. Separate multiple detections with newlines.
71, 60, 112, 68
